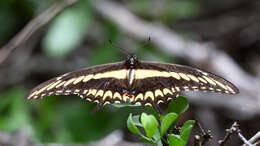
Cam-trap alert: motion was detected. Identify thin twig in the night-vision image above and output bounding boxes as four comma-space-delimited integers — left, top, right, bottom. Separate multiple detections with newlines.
0, 0, 78, 65
218, 122, 240, 146
242, 132, 260, 146
201, 130, 212, 145
238, 132, 253, 146
218, 121, 254, 146
254, 141, 260, 145
193, 135, 202, 146
197, 121, 206, 136
195, 120, 212, 145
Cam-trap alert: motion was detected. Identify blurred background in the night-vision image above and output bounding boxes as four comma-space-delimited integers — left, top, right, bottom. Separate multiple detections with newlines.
0, 0, 260, 145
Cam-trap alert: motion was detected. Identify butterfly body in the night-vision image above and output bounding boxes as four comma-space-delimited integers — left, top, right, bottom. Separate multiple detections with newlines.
26, 55, 239, 109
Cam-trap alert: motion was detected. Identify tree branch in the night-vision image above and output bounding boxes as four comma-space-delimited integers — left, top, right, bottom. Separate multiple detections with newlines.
94, 0, 260, 119
0, 0, 78, 65
0, 130, 143, 146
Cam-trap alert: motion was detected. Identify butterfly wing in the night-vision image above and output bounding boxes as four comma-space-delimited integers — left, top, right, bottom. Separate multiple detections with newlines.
25, 62, 129, 105
26, 60, 239, 108
131, 61, 239, 105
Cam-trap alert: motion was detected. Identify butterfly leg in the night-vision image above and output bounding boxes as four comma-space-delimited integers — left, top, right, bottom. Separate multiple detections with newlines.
151, 102, 163, 115
90, 80, 108, 114
91, 103, 103, 114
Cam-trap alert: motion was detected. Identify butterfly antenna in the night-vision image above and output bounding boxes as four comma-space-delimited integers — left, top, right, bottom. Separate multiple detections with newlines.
109, 40, 130, 55
136, 36, 151, 50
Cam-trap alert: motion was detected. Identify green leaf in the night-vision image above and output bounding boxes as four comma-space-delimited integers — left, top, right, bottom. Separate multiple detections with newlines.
112, 103, 140, 108
43, 0, 92, 57
127, 114, 141, 135
140, 113, 158, 138
168, 96, 189, 115
153, 128, 161, 142
160, 113, 178, 136
180, 120, 195, 143
140, 136, 154, 143
157, 139, 163, 146
168, 134, 185, 146
145, 105, 160, 119
132, 115, 142, 127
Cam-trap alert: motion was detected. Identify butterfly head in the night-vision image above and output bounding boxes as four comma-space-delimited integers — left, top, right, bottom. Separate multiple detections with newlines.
126, 54, 138, 68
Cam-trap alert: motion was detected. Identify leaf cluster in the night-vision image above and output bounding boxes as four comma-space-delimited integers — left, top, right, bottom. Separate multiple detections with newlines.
127, 96, 195, 146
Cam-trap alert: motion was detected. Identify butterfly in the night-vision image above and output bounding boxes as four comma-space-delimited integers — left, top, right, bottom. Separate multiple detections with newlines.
25, 55, 239, 113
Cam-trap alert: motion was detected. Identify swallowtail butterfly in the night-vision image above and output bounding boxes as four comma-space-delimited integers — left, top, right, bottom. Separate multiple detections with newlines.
25, 55, 239, 112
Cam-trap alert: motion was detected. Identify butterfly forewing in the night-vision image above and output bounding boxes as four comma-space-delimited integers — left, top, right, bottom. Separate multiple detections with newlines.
25, 62, 127, 103
139, 61, 238, 92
